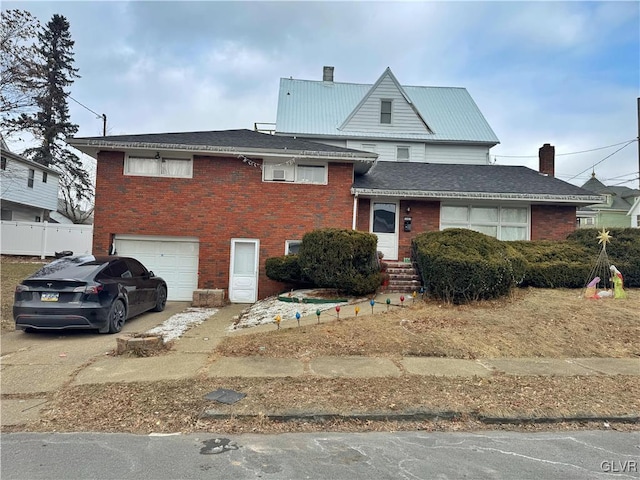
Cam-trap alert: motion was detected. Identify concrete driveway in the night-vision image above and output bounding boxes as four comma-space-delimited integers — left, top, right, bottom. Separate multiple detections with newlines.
0, 302, 191, 395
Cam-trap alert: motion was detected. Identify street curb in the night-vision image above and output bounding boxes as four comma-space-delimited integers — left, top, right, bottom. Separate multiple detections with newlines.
200, 410, 640, 425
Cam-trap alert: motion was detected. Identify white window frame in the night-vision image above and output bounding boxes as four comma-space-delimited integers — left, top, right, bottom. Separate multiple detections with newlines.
396, 146, 410, 161
380, 99, 392, 124
124, 155, 193, 178
263, 160, 327, 185
285, 240, 302, 255
440, 204, 530, 241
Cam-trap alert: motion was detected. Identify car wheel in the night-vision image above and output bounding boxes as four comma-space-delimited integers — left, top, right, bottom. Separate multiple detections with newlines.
152, 285, 167, 312
107, 299, 126, 334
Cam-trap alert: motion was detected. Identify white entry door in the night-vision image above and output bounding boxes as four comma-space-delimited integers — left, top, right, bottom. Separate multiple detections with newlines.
229, 239, 259, 303
371, 201, 399, 261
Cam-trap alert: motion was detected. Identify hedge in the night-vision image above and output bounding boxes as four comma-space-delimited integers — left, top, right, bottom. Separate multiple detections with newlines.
412, 229, 526, 304
298, 228, 381, 296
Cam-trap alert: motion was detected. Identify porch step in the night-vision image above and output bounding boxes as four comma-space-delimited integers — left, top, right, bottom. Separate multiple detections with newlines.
382, 261, 422, 294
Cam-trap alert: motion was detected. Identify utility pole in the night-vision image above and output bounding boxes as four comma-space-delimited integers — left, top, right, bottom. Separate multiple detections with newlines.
637, 98, 639, 188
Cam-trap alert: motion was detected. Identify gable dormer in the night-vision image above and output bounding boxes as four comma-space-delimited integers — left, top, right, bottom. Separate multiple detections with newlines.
339, 68, 432, 135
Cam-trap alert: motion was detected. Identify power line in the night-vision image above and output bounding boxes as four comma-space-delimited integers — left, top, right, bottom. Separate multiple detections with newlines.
493, 139, 637, 158
566, 140, 636, 181
66, 93, 102, 119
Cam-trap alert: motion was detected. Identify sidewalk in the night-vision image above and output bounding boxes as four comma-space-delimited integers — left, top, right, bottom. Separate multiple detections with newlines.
2, 294, 639, 427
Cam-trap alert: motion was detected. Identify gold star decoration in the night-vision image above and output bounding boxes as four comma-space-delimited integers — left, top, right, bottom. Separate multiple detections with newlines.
596, 228, 613, 246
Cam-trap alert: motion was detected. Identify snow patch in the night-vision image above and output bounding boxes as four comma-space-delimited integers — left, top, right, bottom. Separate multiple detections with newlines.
229, 296, 349, 331
146, 307, 218, 342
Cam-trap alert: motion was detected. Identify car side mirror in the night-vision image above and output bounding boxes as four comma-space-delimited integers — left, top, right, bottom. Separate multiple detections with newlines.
147, 271, 154, 278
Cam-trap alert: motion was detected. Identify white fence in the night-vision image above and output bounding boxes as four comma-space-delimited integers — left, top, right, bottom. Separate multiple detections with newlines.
1, 220, 93, 258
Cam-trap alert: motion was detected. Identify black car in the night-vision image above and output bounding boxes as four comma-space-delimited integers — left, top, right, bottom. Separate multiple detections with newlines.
13, 255, 168, 334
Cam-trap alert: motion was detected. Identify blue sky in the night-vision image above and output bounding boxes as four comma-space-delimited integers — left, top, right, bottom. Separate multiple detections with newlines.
3, 1, 639, 188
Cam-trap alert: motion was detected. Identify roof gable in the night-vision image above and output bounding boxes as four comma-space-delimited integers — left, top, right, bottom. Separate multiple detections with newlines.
276, 70, 499, 144
339, 67, 432, 134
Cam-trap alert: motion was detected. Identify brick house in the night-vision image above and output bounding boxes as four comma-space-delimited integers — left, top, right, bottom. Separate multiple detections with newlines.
66, 69, 601, 303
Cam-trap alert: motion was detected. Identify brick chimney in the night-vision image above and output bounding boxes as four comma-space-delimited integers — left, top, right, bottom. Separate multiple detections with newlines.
323, 66, 334, 82
539, 143, 555, 177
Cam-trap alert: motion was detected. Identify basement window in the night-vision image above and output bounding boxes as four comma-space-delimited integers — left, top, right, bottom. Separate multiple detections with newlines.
285, 240, 302, 255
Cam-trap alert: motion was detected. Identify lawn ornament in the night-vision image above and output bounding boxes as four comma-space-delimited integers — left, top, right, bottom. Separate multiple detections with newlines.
370, 299, 375, 314
275, 314, 281, 330
386, 298, 391, 311
584, 277, 600, 299
354, 305, 360, 317
295, 311, 301, 327
610, 265, 627, 299
400, 295, 405, 307
335, 305, 341, 320
316, 309, 321, 324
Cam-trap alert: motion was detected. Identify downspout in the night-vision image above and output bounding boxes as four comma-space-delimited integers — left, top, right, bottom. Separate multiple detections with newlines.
352, 193, 358, 230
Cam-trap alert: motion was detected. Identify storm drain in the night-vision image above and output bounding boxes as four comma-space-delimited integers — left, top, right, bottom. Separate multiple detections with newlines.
204, 388, 246, 404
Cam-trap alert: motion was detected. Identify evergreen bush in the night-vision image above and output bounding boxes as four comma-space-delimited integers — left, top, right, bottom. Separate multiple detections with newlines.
298, 228, 381, 296
265, 255, 310, 285
412, 229, 525, 304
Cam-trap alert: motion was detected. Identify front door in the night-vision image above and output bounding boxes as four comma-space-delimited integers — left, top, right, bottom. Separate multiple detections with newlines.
371, 201, 399, 260
229, 239, 259, 303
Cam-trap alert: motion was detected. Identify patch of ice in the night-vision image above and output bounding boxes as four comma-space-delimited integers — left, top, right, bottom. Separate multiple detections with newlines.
146, 307, 218, 342
229, 296, 349, 331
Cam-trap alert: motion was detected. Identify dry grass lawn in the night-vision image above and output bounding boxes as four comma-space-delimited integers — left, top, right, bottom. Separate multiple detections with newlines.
218, 288, 640, 359
2, 256, 638, 435
1, 256, 46, 331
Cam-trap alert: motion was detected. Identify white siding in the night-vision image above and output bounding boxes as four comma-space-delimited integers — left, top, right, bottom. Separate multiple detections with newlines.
342, 75, 428, 134
425, 145, 490, 165
0, 158, 59, 210
346, 141, 426, 162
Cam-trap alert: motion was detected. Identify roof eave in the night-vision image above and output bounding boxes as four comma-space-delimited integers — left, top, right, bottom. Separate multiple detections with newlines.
351, 188, 604, 205
66, 138, 377, 163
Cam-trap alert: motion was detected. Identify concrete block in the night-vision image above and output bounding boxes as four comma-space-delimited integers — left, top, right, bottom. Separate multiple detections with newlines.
193, 289, 226, 307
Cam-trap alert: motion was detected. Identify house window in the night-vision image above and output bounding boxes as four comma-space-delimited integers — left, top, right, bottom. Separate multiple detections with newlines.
1, 209, 11, 220
263, 161, 327, 184
397, 146, 410, 161
124, 156, 193, 178
297, 165, 325, 183
1, 156, 6, 170
285, 240, 302, 255
361, 144, 376, 153
28, 169, 35, 188
380, 100, 392, 124
42, 171, 48, 183
440, 205, 529, 241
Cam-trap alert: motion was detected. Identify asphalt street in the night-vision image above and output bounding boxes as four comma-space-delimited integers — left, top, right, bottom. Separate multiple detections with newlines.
2, 430, 639, 480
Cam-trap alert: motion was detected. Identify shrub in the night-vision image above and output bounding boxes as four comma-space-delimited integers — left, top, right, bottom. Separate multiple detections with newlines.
265, 255, 310, 285
509, 240, 592, 288
412, 229, 526, 304
298, 228, 381, 296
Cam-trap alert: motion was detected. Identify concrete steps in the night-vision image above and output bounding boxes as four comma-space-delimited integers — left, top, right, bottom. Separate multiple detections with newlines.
382, 261, 422, 293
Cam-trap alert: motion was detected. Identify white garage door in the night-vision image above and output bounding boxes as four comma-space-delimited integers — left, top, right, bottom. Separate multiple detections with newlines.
114, 235, 199, 301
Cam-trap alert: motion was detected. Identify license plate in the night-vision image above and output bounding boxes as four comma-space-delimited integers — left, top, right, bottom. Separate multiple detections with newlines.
41, 292, 59, 302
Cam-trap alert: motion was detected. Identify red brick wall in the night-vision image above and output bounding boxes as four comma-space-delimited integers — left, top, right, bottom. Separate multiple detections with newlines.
398, 200, 440, 259
354, 198, 440, 259
93, 152, 355, 298
530, 204, 576, 240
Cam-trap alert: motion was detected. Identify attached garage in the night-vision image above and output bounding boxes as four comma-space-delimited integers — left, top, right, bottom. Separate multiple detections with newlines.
114, 235, 199, 301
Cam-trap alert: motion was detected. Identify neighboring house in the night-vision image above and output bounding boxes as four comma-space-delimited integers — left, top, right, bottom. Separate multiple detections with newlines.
577, 174, 640, 228
49, 198, 94, 225
1, 137, 60, 222
65, 68, 602, 304
272, 67, 602, 259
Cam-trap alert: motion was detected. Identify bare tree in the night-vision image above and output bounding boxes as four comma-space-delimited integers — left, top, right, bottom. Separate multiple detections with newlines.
0, 9, 42, 137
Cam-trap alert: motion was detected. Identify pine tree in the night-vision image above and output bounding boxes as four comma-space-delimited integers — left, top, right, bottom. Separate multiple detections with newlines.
10, 14, 94, 223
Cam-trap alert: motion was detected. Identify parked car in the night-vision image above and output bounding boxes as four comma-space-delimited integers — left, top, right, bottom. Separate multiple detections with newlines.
13, 255, 168, 334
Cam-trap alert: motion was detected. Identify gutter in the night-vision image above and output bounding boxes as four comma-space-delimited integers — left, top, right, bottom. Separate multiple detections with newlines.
351, 188, 605, 205
66, 138, 377, 163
